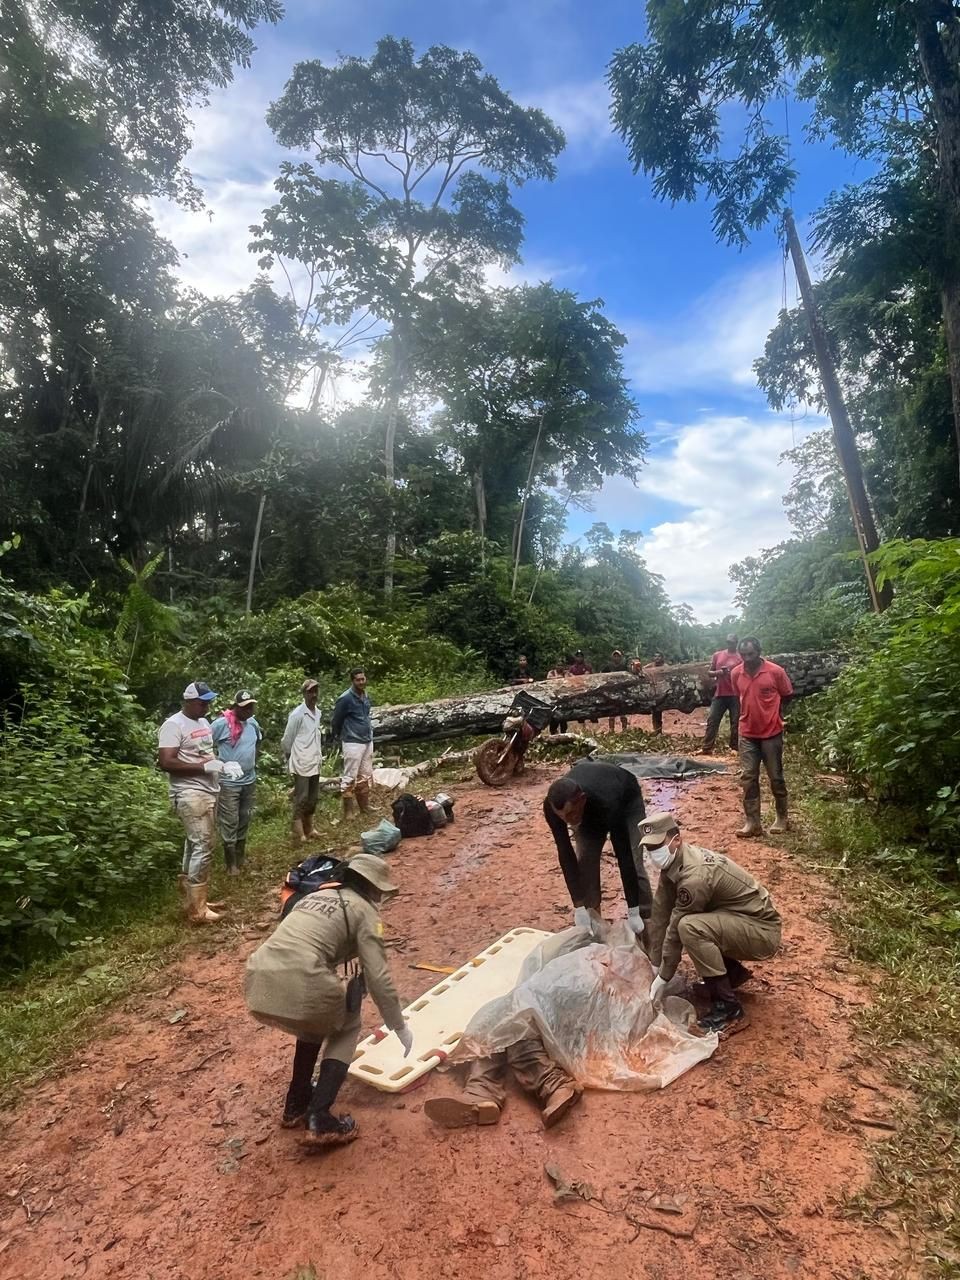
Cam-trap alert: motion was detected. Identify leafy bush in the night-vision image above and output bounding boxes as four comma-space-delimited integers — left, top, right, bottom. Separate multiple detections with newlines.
0, 710, 179, 968
812, 538, 960, 861
0, 572, 151, 763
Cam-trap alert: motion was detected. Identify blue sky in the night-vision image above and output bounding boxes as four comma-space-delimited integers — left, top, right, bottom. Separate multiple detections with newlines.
153, 0, 861, 619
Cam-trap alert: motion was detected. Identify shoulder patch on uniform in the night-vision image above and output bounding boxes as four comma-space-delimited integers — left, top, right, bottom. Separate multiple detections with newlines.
677, 887, 693, 908
374, 921, 384, 936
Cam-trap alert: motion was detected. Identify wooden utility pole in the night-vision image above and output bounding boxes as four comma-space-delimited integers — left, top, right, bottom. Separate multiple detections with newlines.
784, 209, 892, 613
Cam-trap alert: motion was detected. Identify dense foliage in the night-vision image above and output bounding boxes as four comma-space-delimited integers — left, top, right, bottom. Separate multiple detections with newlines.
812, 539, 960, 861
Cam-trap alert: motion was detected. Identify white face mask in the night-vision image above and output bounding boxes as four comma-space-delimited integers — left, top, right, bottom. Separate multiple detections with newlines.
648, 837, 678, 870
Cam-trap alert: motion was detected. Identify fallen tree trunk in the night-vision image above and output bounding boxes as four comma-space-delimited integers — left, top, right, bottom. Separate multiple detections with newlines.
371, 651, 845, 743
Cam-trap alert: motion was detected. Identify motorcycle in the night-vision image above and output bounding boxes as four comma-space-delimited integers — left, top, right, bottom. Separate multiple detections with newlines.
475, 690, 554, 787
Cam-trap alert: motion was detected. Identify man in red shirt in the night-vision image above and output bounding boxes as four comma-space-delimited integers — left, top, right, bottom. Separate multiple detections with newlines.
702, 632, 744, 754
731, 637, 793, 837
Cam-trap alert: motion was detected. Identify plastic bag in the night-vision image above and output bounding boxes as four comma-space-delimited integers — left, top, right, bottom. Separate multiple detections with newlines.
453, 923, 717, 1091
359, 818, 402, 856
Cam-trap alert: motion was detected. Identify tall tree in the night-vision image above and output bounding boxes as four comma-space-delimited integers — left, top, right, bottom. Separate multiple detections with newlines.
253, 35, 565, 593
608, 0, 960, 486
417, 283, 646, 579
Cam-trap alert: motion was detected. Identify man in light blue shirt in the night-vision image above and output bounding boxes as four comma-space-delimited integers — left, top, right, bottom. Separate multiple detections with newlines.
211, 690, 262, 875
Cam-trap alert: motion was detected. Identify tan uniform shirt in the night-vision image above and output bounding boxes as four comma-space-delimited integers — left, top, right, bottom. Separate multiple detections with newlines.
649, 842, 780, 981
245, 886, 405, 1038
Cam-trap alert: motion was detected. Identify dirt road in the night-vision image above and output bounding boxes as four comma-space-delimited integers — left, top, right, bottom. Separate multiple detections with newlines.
0, 723, 914, 1279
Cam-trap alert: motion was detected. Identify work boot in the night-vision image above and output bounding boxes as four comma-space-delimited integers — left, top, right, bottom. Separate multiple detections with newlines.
737, 813, 763, 837
424, 1093, 501, 1128
302, 814, 315, 840
291, 817, 306, 846
770, 799, 790, 834
724, 957, 753, 989
541, 1083, 583, 1130
235, 839, 247, 872
282, 1041, 321, 1128
223, 842, 239, 876
697, 974, 743, 1032
185, 881, 221, 924
300, 1060, 359, 1149
341, 793, 359, 820
355, 781, 371, 814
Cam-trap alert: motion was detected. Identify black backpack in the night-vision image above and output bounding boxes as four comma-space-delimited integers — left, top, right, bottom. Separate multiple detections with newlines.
390, 792, 435, 838
280, 851, 346, 919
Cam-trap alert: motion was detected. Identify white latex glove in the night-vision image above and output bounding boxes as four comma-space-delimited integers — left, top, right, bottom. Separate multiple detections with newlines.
202, 759, 224, 776
573, 906, 593, 933
649, 975, 667, 1006
221, 761, 244, 781
627, 906, 645, 937
396, 1021, 414, 1058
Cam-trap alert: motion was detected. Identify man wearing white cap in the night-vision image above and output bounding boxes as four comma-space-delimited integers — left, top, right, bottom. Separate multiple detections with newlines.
158, 681, 243, 923
281, 678, 323, 843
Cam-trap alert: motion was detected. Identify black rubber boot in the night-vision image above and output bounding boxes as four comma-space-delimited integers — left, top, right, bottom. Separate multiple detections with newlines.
301, 1059, 359, 1149
724, 956, 753, 989
223, 842, 238, 876
697, 975, 744, 1032
235, 839, 246, 871
282, 1040, 321, 1127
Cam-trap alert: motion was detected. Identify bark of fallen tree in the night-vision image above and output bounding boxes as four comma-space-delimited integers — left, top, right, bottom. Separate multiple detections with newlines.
371, 652, 845, 744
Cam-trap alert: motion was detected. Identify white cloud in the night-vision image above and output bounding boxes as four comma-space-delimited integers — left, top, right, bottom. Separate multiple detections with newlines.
595, 412, 824, 619
522, 77, 616, 167
624, 256, 786, 394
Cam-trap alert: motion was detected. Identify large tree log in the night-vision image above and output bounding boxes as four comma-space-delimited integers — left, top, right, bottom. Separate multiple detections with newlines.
371, 652, 846, 743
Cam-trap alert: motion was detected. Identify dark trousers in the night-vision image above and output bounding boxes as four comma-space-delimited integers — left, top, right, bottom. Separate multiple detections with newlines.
703, 696, 740, 751
293, 773, 319, 819
651, 708, 663, 733
572, 795, 653, 917
739, 734, 787, 820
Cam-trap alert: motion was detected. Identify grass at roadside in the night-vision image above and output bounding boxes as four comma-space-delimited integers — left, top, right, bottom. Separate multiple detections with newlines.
788, 754, 960, 1277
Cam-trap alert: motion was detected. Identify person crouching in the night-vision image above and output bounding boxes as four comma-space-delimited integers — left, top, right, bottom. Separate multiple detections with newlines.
244, 854, 413, 1148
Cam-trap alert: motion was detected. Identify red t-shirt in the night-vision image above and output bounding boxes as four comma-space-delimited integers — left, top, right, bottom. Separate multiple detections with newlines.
710, 648, 744, 697
732, 660, 793, 739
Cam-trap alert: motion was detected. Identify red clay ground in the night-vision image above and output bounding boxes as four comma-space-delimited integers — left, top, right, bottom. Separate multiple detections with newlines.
0, 714, 917, 1280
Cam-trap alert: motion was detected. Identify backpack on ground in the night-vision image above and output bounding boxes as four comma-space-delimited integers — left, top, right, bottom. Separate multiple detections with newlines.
390, 793, 434, 838
280, 851, 345, 918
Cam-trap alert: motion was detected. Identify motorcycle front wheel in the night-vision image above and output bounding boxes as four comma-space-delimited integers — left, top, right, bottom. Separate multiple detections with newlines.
475, 737, 520, 787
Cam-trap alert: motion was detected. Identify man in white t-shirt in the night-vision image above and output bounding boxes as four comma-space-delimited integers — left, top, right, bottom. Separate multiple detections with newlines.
281, 678, 323, 845
158, 681, 242, 923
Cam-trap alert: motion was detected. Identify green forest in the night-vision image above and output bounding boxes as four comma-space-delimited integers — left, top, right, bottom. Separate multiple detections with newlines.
2, 0, 959, 971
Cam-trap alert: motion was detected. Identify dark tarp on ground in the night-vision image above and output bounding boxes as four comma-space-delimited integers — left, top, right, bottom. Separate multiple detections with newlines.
593, 752, 729, 780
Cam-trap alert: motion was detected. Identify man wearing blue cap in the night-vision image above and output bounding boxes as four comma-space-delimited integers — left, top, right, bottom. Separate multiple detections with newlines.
158, 681, 242, 923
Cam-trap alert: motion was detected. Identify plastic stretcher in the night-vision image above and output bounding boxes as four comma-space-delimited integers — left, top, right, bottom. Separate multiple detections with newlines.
348, 926, 551, 1093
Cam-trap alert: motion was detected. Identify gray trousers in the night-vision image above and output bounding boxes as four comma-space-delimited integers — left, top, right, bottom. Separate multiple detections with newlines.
292, 773, 319, 819
573, 795, 653, 916
704, 696, 740, 750
739, 734, 787, 819
217, 782, 256, 845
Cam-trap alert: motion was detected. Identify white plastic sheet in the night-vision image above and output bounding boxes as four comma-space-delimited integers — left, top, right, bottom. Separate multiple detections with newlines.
453, 923, 718, 1091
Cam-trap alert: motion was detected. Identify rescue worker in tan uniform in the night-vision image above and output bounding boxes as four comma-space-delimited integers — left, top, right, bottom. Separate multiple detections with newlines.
640, 812, 781, 1032
424, 1038, 582, 1131
245, 854, 412, 1148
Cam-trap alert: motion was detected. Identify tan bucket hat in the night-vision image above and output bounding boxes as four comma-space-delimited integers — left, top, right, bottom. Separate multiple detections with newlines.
345, 853, 398, 894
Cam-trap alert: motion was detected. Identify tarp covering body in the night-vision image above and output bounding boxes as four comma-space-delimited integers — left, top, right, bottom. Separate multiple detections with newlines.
596, 752, 729, 780
453, 924, 717, 1091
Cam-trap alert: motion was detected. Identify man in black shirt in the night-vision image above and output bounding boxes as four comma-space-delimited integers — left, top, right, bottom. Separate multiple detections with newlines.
543, 760, 652, 939
601, 649, 629, 734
